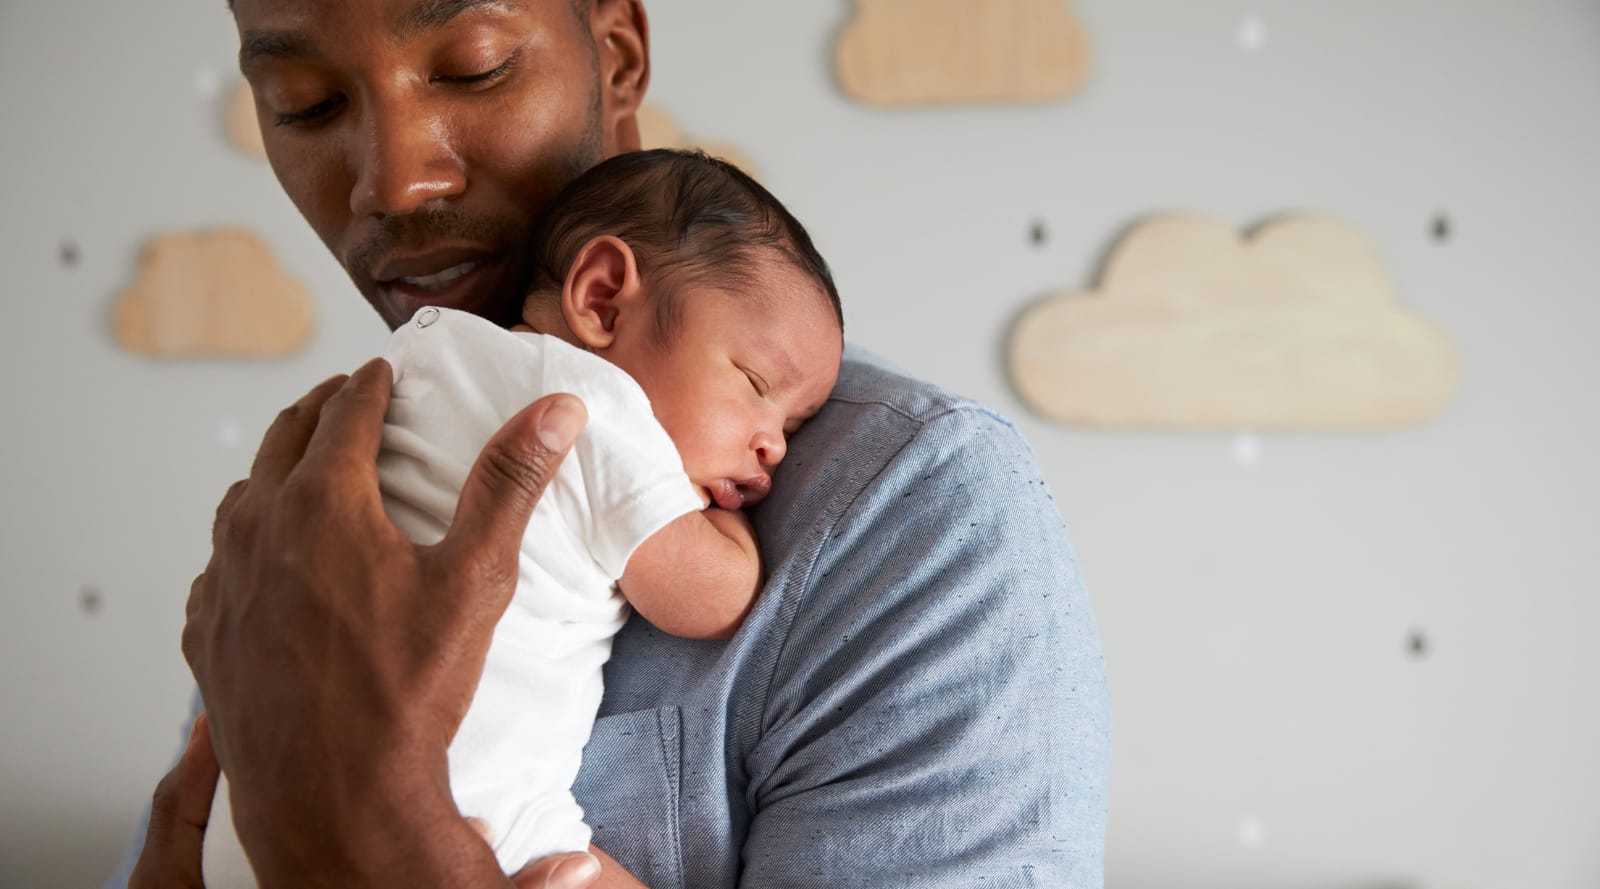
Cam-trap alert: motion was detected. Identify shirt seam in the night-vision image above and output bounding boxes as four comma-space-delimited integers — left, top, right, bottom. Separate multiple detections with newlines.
824, 392, 1020, 434
655, 706, 687, 888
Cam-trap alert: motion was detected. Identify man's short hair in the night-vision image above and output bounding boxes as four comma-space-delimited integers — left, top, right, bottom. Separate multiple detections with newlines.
529, 148, 843, 341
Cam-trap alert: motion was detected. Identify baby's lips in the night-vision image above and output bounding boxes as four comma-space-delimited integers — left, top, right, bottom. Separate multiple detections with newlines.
709, 479, 746, 511
736, 474, 773, 507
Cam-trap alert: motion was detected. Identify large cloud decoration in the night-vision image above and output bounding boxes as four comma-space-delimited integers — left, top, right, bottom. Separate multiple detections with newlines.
836, 0, 1090, 106
1009, 215, 1460, 429
114, 228, 314, 358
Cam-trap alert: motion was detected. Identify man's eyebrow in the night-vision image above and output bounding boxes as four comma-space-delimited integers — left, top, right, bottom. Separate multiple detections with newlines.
238, 30, 320, 67
398, 0, 519, 38
237, 1, 520, 68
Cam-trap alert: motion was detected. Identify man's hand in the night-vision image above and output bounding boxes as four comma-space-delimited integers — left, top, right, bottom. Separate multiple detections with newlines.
129, 717, 605, 889
129, 714, 219, 889
178, 359, 589, 888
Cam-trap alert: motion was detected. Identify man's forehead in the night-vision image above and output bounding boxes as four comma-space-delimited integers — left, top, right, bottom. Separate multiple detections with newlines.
234, 0, 536, 49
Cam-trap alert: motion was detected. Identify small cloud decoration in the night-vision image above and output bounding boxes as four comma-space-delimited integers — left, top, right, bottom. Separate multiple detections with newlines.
636, 104, 760, 179
836, 0, 1091, 106
1009, 215, 1460, 429
114, 228, 314, 358
226, 80, 267, 158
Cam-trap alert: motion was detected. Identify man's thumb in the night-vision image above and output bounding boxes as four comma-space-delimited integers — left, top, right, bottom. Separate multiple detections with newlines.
442, 393, 586, 570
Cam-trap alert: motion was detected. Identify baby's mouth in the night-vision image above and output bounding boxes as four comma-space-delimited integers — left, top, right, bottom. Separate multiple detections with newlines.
707, 480, 746, 511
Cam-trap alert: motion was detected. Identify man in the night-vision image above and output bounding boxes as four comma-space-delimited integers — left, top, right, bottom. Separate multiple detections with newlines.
117, 1, 1111, 886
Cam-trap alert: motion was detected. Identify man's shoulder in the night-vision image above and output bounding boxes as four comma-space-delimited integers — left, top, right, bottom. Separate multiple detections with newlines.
796, 344, 1024, 476
832, 344, 1002, 428
760, 345, 1057, 586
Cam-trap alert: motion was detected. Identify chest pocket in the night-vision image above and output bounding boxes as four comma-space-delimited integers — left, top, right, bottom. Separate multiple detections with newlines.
573, 706, 685, 889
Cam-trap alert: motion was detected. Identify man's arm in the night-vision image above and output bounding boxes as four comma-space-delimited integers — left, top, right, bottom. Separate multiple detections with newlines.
164, 361, 600, 889
620, 507, 761, 640
741, 406, 1111, 887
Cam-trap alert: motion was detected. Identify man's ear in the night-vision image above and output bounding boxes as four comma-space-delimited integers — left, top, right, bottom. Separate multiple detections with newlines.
592, 0, 650, 154
561, 236, 645, 350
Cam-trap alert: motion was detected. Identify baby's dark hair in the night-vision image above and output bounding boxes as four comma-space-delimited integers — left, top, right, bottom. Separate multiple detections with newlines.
527, 148, 842, 341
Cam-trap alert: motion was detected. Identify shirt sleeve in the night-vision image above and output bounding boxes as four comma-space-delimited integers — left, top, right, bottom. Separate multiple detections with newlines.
740, 406, 1111, 888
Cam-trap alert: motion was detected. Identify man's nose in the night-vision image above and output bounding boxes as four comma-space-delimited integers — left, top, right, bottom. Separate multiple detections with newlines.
348, 98, 466, 217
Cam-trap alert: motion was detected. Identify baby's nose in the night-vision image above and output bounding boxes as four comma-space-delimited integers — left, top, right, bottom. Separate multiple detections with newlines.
754, 432, 786, 470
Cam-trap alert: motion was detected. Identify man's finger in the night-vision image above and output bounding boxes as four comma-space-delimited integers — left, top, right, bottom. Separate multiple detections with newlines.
130, 714, 220, 889
295, 358, 395, 483
172, 713, 221, 826
249, 374, 349, 486
510, 850, 601, 889
436, 393, 586, 583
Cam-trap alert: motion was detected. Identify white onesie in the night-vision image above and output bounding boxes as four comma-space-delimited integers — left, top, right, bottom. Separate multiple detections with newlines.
202, 306, 703, 885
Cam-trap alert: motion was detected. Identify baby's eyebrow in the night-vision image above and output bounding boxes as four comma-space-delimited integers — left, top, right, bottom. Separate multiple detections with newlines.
758, 341, 800, 384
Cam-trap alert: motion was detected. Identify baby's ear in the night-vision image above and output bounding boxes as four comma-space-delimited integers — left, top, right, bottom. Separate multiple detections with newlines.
561, 235, 645, 349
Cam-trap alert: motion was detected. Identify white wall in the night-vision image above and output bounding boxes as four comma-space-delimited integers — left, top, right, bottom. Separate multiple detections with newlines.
3, 2, 1597, 887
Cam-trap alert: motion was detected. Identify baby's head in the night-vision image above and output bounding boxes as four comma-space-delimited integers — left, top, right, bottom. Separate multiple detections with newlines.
522, 149, 844, 510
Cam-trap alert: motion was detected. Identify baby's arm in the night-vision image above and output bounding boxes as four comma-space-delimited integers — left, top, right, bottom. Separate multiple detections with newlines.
618, 507, 761, 640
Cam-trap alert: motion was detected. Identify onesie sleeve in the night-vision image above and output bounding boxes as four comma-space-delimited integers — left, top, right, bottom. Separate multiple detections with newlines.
543, 347, 703, 581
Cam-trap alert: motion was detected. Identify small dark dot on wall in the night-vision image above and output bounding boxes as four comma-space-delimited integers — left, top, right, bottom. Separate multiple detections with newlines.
80, 586, 104, 615
1431, 214, 1451, 242
1407, 629, 1429, 658
1029, 220, 1048, 248
60, 241, 80, 268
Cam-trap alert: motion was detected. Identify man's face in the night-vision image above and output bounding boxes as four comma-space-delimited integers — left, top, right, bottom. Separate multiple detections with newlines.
233, 0, 648, 329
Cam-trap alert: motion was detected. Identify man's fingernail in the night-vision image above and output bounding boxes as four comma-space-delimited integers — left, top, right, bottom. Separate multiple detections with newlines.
537, 397, 586, 452
548, 852, 600, 889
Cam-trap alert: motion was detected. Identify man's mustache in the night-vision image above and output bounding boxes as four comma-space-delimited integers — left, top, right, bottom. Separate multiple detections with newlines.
345, 207, 523, 277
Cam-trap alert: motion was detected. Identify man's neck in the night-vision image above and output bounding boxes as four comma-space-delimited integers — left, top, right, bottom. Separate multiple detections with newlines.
515, 296, 586, 349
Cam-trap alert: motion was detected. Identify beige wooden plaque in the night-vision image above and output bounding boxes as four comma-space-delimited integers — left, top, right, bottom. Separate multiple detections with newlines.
114, 228, 313, 358
836, 0, 1091, 106
637, 104, 760, 179
1009, 214, 1459, 429
226, 80, 266, 158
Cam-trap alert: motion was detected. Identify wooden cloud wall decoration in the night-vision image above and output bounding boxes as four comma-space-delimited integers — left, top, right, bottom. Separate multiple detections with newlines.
114, 228, 314, 358
636, 105, 760, 180
1009, 215, 1460, 429
835, 0, 1091, 106
227, 80, 267, 159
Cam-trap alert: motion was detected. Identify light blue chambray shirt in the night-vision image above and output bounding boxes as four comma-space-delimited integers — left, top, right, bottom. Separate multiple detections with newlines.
108, 346, 1111, 888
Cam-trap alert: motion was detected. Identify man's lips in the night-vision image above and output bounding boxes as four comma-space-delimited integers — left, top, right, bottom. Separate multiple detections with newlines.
390, 260, 481, 289
372, 251, 506, 323
372, 247, 493, 285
